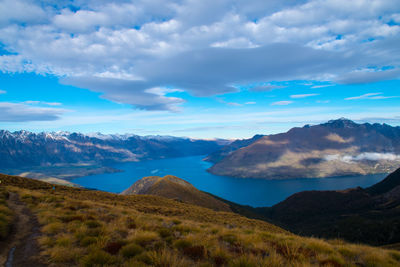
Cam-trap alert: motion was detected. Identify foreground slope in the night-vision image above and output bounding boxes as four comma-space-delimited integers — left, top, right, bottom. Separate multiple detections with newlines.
121, 175, 231, 212
209, 118, 400, 179
2, 174, 400, 266
260, 167, 400, 246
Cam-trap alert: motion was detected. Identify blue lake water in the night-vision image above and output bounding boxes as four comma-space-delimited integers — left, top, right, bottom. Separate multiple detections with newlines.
72, 155, 386, 207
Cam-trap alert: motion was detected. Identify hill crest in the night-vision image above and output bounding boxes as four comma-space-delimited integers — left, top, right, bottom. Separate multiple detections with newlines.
122, 175, 232, 212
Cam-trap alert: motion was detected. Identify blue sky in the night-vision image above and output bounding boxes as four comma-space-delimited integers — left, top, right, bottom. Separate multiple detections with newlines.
0, 0, 400, 139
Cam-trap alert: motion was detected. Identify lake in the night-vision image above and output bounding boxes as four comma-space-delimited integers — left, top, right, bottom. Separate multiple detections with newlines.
72, 155, 386, 207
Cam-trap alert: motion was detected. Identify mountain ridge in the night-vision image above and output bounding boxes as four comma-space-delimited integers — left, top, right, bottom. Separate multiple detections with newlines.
255, 167, 400, 245
208, 118, 400, 179
121, 175, 232, 212
0, 130, 225, 178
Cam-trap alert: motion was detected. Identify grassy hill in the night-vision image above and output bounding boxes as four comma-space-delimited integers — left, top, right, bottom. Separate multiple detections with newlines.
1, 174, 400, 266
121, 175, 232, 212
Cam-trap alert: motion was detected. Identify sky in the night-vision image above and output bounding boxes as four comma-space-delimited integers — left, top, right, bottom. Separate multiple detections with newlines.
0, 0, 399, 139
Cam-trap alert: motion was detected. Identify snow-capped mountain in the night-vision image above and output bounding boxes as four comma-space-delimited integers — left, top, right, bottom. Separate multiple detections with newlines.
0, 130, 224, 169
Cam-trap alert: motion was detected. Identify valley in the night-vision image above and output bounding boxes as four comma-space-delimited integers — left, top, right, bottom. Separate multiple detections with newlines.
0, 130, 225, 182
71, 155, 386, 207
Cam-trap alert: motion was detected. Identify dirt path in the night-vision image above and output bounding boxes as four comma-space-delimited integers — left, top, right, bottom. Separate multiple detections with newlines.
0, 192, 46, 267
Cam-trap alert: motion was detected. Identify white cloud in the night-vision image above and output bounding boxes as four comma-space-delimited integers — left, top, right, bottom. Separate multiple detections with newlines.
227, 102, 242, 107
245, 101, 256, 105
311, 84, 333, 88
271, 100, 293, 106
345, 92, 398, 100
0, 90, 6, 94
249, 85, 287, 92
0, 0, 47, 27
0, 102, 67, 122
337, 68, 400, 84
0, 0, 400, 110
290, 93, 319, 98
325, 152, 400, 163
23, 101, 62, 106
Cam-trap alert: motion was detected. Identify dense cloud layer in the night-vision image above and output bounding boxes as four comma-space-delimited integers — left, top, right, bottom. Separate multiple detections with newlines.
0, 0, 399, 111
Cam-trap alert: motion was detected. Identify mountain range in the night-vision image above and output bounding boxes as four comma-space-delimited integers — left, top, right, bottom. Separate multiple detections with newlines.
207, 118, 400, 179
2, 118, 400, 181
0, 130, 225, 179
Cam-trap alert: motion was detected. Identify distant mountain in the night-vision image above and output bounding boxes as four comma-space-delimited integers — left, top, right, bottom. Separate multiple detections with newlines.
204, 134, 264, 163
121, 175, 232, 212
258, 167, 400, 245
208, 118, 400, 179
0, 130, 224, 170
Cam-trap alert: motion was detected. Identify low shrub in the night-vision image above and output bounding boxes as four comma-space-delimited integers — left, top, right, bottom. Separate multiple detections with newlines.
173, 239, 192, 250
158, 227, 173, 239
120, 243, 144, 258
103, 240, 126, 255
135, 252, 153, 265
220, 233, 238, 245
80, 236, 97, 247
42, 222, 64, 235
0, 189, 13, 240
85, 220, 102, 228
183, 245, 207, 261
55, 235, 72, 247
212, 249, 230, 267
80, 249, 117, 267
134, 232, 159, 248
125, 217, 137, 229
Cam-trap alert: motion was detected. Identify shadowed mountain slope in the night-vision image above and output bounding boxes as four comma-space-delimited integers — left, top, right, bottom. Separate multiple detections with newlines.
259, 167, 400, 246
121, 175, 232, 212
204, 134, 265, 163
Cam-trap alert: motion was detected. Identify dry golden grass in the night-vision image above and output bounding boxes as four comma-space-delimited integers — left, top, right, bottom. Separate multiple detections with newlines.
2, 173, 400, 266
0, 187, 13, 239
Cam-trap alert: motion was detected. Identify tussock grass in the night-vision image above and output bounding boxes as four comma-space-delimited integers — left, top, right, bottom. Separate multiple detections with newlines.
2, 173, 400, 266
0, 187, 13, 239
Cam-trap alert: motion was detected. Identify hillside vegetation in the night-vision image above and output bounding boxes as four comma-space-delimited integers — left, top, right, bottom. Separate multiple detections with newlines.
0, 186, 13, 239
1, 174, 400, 266
259, 168, 400, 246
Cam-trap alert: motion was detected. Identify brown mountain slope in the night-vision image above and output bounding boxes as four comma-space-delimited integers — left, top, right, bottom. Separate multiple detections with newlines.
209, 118, 400, 179
121, 175, 232, 212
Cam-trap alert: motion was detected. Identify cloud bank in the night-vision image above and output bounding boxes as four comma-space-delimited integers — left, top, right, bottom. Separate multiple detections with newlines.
0, 0, 400, 110
325, 152, 400, 163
